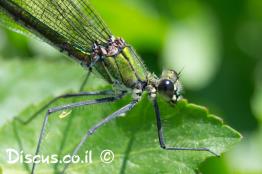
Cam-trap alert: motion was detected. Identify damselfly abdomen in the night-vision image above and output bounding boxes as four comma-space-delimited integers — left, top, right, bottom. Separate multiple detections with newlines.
0, 0, 218, 173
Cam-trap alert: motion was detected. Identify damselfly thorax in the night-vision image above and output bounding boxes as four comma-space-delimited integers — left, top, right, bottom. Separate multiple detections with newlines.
0, 1, 218, 173
0, 0, 182, 103
90, 36, 147, 89
85, 36, 183, 103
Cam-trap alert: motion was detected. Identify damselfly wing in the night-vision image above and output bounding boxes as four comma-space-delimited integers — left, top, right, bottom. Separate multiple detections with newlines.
0, 0, 218, 173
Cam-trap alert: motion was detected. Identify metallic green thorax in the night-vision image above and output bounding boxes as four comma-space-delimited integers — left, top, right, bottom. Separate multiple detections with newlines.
94, 45, 148, 88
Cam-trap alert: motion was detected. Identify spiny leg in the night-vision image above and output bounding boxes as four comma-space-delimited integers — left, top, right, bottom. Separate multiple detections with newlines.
61, 99, 139, 174
13, 70, 97, 172
31, 92, 127, 174
152, 98, 219, 156
15, 69, 94, 125
15, 90, 116, 125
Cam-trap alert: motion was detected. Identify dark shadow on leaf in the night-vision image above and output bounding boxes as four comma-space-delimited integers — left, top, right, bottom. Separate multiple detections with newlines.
119, 133, 135, 174
12, 120, 30, 173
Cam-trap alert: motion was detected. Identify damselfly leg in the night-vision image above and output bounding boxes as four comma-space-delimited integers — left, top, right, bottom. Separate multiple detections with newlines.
152, 99, 219, 157
14, 70, 97, 125
61, 99, 139, 174
31, 91, 127, 174
15, 90, 116, 125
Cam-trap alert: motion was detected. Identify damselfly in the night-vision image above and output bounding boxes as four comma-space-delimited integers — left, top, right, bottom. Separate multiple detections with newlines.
0, 0, 218, 173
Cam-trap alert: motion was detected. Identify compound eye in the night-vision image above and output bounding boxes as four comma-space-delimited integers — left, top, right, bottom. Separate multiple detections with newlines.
158, 79, 174, 99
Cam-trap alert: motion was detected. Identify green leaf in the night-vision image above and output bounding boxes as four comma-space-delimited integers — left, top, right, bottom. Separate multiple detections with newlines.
0, 92, 241, 174
0, 57, 105, 125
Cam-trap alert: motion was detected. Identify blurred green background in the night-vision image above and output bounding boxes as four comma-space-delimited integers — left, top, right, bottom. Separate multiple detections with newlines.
0, 0, 261, 173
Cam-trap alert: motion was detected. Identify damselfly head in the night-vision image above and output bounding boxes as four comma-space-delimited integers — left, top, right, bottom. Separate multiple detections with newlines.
157, 70, 183, 103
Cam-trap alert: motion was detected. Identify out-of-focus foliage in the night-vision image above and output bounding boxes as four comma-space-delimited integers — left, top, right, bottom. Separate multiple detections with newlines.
0, 0, 261, 173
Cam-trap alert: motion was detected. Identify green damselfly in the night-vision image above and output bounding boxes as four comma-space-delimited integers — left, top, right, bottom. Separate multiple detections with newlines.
0, 0, 218, 173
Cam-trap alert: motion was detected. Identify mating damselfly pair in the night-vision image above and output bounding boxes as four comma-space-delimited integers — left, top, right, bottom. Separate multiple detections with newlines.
0, 0, 218, 173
